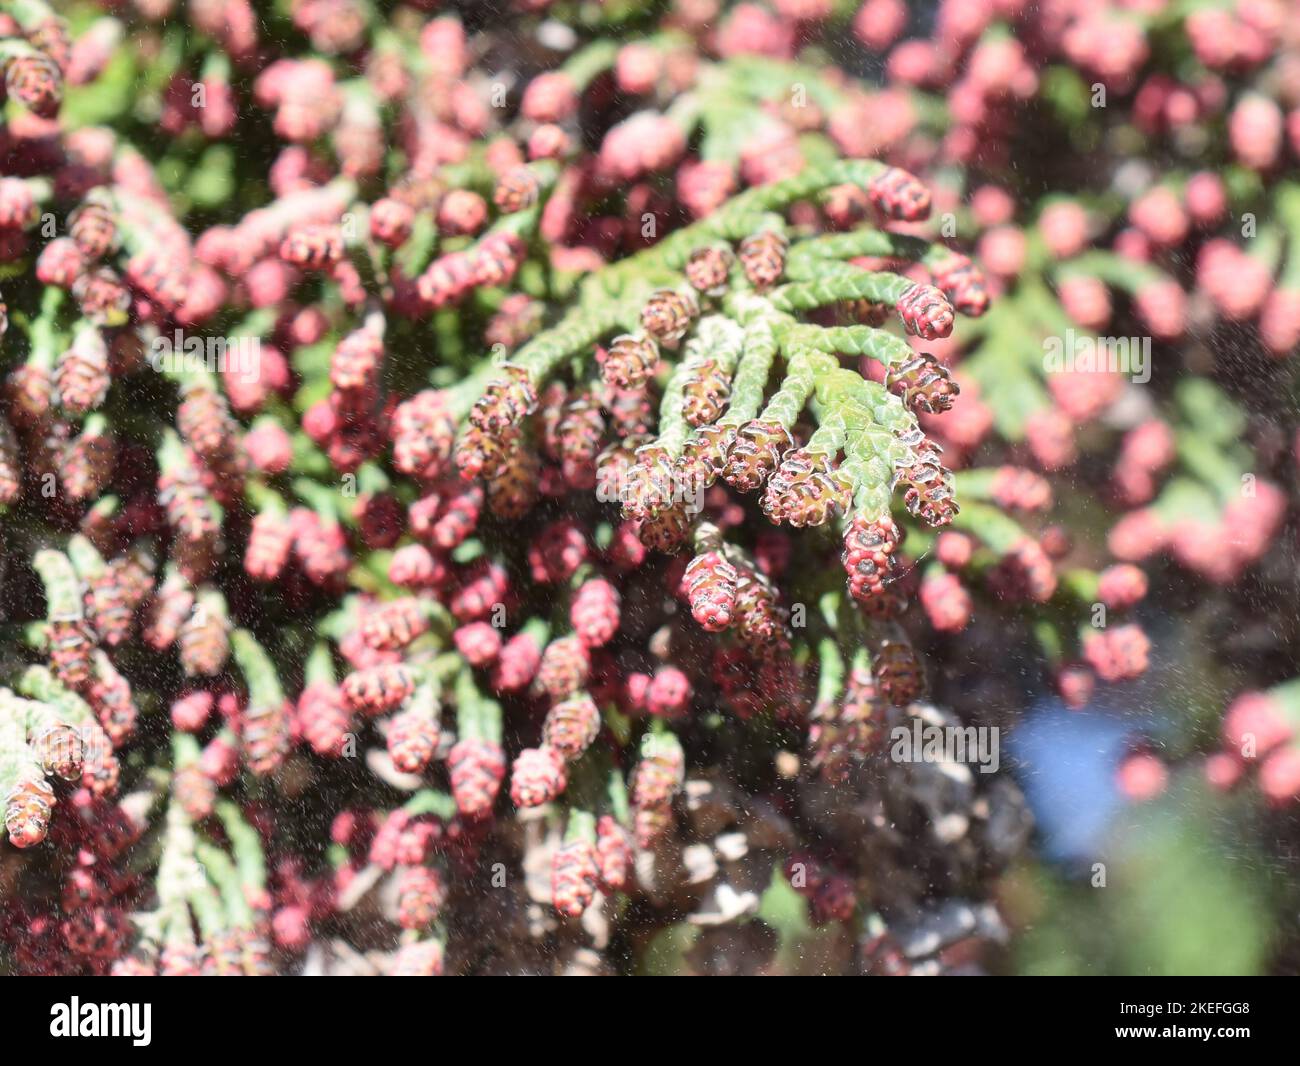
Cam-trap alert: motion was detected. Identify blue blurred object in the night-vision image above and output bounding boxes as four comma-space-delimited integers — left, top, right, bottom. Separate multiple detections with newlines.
1010, 700, 1137, 864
